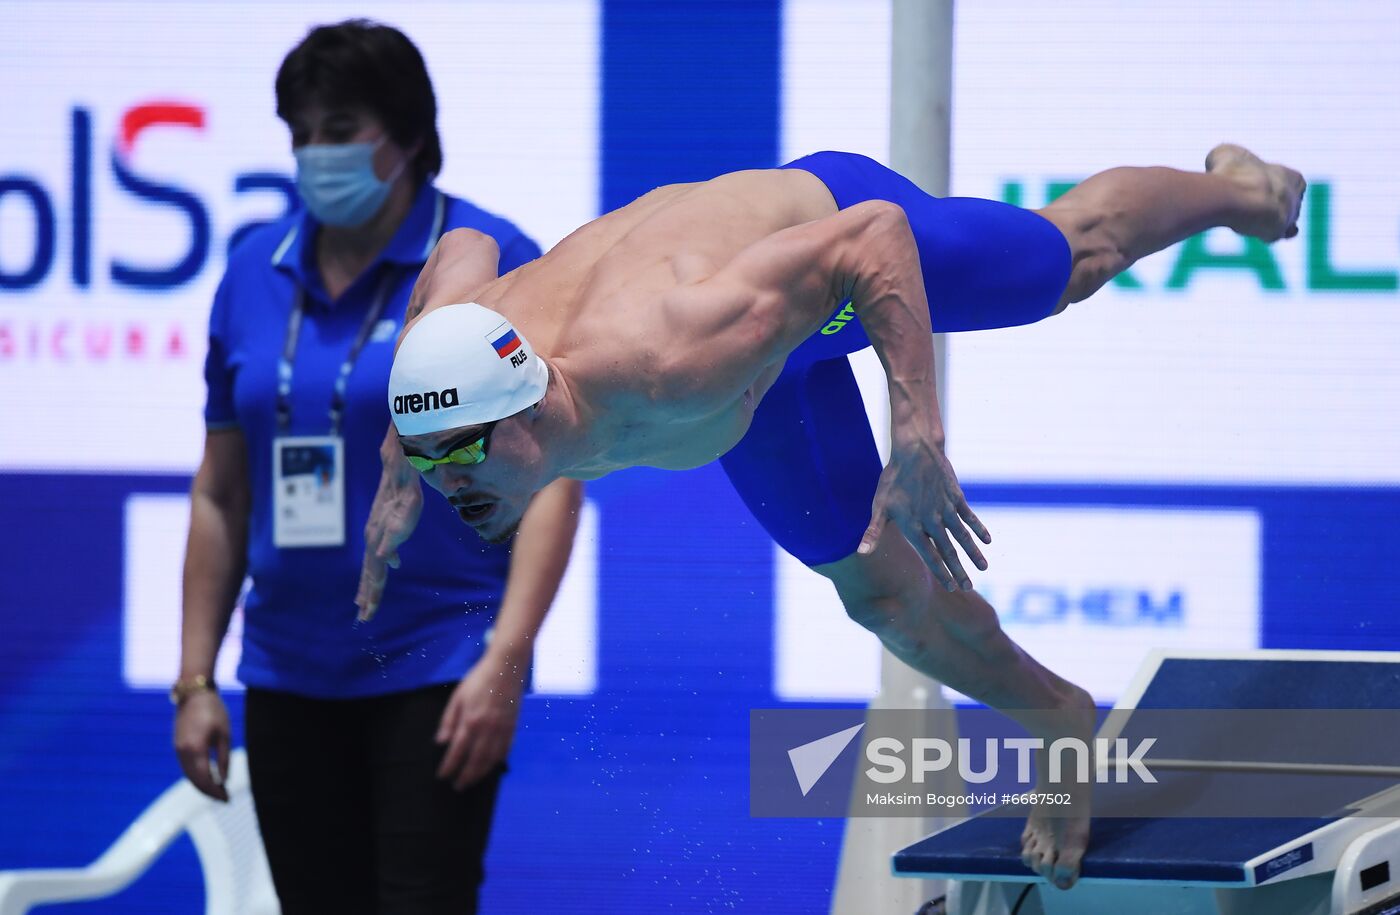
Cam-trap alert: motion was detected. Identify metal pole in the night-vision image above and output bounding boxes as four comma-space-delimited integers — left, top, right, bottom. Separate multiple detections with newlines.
831, 2, 960, 913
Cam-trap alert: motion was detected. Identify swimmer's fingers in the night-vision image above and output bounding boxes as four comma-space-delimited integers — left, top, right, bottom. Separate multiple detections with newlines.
861, 475, 954, 591
901, 523, 957, 596
961, 501, 992, 546
437, 679, 479, 788
355, 518, 391, 621
355, 550, 389, 622
862, 461, 977, 590
356, 474, 422, 621
858, 469, 896, 556
924, 523, 968, 592
436, 682, 511, 790
858, 511, 889, 557
925, 446, 986, 584
455, 733, 508, 792
355, 523, 400, 621
437, 723, 477, 788
945, 507, 988, 576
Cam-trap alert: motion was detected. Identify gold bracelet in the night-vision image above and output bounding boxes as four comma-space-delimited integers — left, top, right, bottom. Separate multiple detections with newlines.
169, 674, 217, 707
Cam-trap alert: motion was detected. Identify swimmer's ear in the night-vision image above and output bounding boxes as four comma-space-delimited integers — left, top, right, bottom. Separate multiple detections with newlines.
528, 365, 553, 418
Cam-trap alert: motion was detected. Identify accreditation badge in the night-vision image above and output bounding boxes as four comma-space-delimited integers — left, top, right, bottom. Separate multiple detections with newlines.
272, 435, 346, 548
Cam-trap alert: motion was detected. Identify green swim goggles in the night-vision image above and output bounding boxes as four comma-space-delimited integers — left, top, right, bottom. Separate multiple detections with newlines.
403, 423, 497, 473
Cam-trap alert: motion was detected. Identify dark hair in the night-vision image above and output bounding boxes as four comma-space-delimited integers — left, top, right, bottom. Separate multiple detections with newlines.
275, 19, 443, 183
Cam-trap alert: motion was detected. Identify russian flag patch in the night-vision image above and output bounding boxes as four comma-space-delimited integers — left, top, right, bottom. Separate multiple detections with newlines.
488, 322, 522, 359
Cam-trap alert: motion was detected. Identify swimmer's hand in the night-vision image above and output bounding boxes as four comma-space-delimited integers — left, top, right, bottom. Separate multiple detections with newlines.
859, 432, 990, 590
356, 436, 424, 621
435, 649, 525, 790
173, 689, 231, 803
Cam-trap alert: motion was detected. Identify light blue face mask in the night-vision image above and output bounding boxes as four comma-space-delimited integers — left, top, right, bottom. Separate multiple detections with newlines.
293, 137, 406, 227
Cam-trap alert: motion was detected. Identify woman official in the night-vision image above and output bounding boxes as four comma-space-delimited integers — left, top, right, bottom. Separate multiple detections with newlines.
172, 20, 581, 913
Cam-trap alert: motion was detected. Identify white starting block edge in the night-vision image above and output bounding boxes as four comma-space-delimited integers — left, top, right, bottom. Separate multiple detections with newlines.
1098, 648, 1400, 889
1334, 817, 1400, 914
895, 648, 1400, 907
901, 811, 1400, 892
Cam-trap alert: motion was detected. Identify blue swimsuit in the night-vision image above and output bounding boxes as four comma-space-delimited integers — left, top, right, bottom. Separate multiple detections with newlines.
718, 151, 1072, 566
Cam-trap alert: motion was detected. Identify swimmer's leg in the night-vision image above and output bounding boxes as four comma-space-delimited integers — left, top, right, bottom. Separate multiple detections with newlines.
721, 354, 1097, 888
1040, 143, 1305, 311
813, 532, 1097, 890
722, 354, 1089, 727
785, 150, 1070, 333
720, 358, 881, 566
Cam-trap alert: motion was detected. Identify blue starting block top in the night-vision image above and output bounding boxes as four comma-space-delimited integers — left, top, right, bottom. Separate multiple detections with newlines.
893, 650, 1400, 887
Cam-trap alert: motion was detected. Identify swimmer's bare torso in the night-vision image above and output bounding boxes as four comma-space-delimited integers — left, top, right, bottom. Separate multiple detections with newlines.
370, 144, 1310, 893
426, 168, 843, 477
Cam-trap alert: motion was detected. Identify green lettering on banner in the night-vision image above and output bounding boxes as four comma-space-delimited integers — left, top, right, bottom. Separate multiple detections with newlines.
1306, 182, 1398, 292
1165, 232, 1285, 291
999, 180, 1023, 208
1044, 180, 1142, 289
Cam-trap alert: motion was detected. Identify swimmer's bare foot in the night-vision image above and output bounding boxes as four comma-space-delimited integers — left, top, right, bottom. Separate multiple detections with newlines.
1019, 686, 1097, 891
1205, 142, 1306, 242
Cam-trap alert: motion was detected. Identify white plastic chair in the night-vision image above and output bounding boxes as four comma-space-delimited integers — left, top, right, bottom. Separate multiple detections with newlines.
0, 749, 279, 914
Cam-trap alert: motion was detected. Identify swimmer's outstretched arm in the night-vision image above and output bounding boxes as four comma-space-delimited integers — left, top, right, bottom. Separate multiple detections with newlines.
356, 229, 504, 620
672, 201, 990, 589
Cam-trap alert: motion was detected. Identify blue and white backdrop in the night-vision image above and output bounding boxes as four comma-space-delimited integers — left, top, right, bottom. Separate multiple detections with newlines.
2, 1, 1397, 911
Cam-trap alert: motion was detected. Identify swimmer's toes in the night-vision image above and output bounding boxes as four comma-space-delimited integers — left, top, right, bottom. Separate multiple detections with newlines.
1205, 142, 1262, 176
1205, 143, 1236, 173
1021, 830, 1046, 872
1052, 843, 1085, 889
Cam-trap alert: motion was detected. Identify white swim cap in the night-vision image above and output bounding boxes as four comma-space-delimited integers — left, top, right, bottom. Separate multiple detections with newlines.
388, 302, 549, 436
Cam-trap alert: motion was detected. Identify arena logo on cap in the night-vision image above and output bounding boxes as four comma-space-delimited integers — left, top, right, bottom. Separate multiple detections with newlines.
394, 387, 460, 415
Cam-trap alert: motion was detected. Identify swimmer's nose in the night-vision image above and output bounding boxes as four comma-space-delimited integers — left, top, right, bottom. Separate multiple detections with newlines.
434, 463, 474, 492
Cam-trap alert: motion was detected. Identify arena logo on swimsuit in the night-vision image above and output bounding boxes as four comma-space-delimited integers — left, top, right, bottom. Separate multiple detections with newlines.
820, 301, 857, 335
0, 102, 295, 292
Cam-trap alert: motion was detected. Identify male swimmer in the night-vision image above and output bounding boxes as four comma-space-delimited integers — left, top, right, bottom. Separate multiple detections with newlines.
357, 145, 1304, 889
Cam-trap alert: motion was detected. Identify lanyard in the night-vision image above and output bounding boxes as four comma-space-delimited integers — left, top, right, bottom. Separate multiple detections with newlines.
273, 191, 448, 435
276, 271, 396, 435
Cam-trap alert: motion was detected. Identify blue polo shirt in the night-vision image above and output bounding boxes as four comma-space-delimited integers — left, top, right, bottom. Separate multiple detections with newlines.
204, 182, 542, 698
